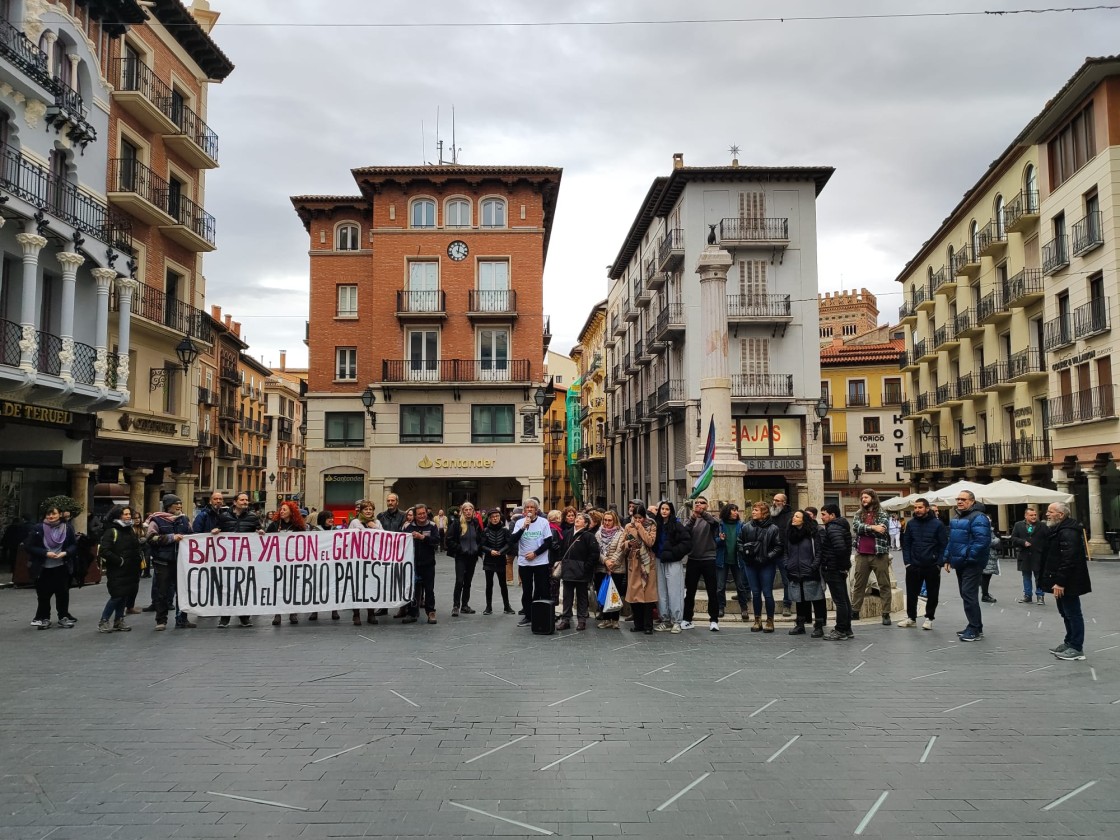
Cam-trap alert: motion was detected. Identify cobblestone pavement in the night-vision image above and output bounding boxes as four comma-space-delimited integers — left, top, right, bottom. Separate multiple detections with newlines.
1, 557, 1118, 839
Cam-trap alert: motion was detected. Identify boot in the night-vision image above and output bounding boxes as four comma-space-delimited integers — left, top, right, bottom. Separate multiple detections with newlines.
789, 621, 806, 635
576, 619, 587, 631
113, 618, 131, 632
751, 617, 763, 632
556, 619, 571, 631
811, 624, 825, 638
98, 619, 112, 633
366, 609, 378, 625
763, 617, 775, 633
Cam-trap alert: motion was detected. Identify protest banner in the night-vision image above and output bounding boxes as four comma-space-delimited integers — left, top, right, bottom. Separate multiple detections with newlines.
175, 529, 414, 616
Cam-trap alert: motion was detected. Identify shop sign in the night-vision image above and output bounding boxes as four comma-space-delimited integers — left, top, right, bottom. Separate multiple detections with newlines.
1051, 350, 1095, 372
1, 398, 84, 430
744, 458, 805, 471
734, 417, 804, 457
418, 455, 496, 469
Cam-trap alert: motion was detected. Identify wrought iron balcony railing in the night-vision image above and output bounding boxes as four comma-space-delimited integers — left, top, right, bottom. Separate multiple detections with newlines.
380, 358, 531, 383
1042, 234, 1069, 275
1047, 386, 1117, 427
1072, 211, 1103, 257
1073, 298, 1109, 339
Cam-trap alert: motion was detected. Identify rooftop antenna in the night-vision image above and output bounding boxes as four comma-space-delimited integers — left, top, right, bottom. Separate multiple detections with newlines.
436, 106, 442, 165
451, 105, 459, 164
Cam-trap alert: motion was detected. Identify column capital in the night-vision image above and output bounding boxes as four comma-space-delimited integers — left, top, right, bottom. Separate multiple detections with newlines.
92, 268, 118, 288
15, 232, 47, 255
115, 277, 140, 296
694, 244, 733, 279
56, 251, 86, 271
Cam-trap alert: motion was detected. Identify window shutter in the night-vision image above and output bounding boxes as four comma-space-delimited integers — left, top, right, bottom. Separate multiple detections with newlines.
740, 260, 767, 298
738, 191, 765, 220
740, 338, 770, 374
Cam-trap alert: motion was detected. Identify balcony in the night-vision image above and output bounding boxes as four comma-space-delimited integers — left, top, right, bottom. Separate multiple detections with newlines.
1073, 298, 1109, 340
467, 289, 518, 319
637, 338, 654, 365
623, 299, 639, 323
930, 265, 953, 294
1004, 189, 1039, 233
164, 97, 220, 170
882, 387, 904, 406
1071, 211, 1103, 257
633, 275, 647, 307
979, 361, 1009, 390
197, 431, 211, 449
935, 382, 956, 405
543, 315, 552, 354
111, 57, 178, 134
1008, 437, 1051, 464
1043, 315, 1074, 351
656, 228, 685, 274
198, 386, 217, 406
623, 351, 636, 374
730, 373, 794, 400
822, 431, 847, 447
1006, 268, 1044, 308
901, 399, 917, 418
1007, 348, 1045, 381
899, 351, 917, 371
654, 379, 687, 413
0, 19, 53, 92
718, 217, 789, 248
1047, 385, 1117, 427
624, 407, 638, 429
977, 289, 1009, 324
846, 391, 869, 408
607, 364, 621, 391
933, 322, 958, 349
1, 144, 132, 250
913, 339, 933, 362
899, 300, 915, 321
916, 278, 937, 310
380, 358, 531, 384
1042, 235, 1069, 275
727, 293, 793, 322
652, 302, 685, 343
955, 373, 976, 401
163, 192, 216, 252
218, 403, 240, 424
976, 218, 1007, 256
915, 392, 933, 412
955, 308, 981, 337
108, 158, 174, 227
612, 312, 625, 337
395, 290, 447, 319
112, 282, 213, 343
0, 318, 101, 387
951, 245, 979, 277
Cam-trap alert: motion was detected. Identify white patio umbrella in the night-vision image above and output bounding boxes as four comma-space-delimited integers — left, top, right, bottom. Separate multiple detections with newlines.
882, 478, 1073, 510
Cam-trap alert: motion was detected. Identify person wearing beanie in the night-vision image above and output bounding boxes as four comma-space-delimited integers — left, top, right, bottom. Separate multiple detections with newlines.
145, 494, 193, 630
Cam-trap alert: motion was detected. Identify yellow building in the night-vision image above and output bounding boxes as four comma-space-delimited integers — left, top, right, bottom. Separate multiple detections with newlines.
573, 301, 608, 508
236, 353, 271, 507
543, 350, 578, 512
819, 329, 909, 515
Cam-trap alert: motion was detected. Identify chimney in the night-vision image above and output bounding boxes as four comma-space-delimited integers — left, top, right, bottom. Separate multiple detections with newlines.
279, 350, 287, 371
672, 153, 684, 170
211, 304, 222, 321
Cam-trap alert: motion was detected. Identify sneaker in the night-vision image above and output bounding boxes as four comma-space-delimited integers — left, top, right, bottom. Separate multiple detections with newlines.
239, 618, 253, 627
516, 618, 532, 627
653, 622, 671, 632
670, 623, 682, 634
98, 619, 112, 633
155, 623, 166, 631
981, 595, 997, 604
427, 612, 437, 625
897, 618, 917, 628
1050, 642, 1071, 654
822, 629, 848, 641
679, 620, 694, 630
881, 615, 891, 626
461, 606, 476, 614
710, 621, 719, 632
1054, 647, 1086, 661
217, 618, 230, 628
959, 629, 982, 642
113, 619, 131, 632
484, 608, 494, 616
810, 626, 824, 638
452, 607, 460, 617
922, 618, 933, 630
58, 617, 76, 629
1036, 595, 1045, 606
504, 606, 516, 615
1017, 596, 1033, 604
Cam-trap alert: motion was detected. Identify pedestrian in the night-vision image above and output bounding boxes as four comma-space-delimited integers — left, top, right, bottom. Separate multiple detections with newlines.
561, 506, 578, 541
348, 500, 382, 626
942, 490, 992, 642
215, 492, 262, 628
378, 493, 407, 531
1041, 502, 1092, 661
556, 513, 600, 631
480, 509, 515, 615
147, 494, 194, 630
770, 493, 794, 616
511, 498, 554, 627
192, 490, 226, 535
546, 509, 565, 605
851, 489, 894, 626
266, 502, 309, 626
97, 505, 143, 633
738, 500, 785, 633
124, 509, 150, 615
621, 502, 658, 634
785, 510, 826, 637
683, 496, 721, 632
981, 530, 1001, 604
594, 509, 626, 629
1011, 507, 1046, 605
447, 501, 483, 616
434, 507, 448, 548
715, 503, 751, 622
898, 498, 947, 630
889, 513, 902, 551
25, 502, 79, 629
819, 503, 855, 641
652, 500, 690, 633
403, 503, 441, 624
310, 510, 341, 620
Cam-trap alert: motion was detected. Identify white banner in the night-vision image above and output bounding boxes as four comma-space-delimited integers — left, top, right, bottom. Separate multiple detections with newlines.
175, 530, 414, 616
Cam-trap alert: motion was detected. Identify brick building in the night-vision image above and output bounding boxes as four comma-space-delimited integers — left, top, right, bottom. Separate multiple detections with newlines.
292, 164, 561, 518
818, 288, 879, 344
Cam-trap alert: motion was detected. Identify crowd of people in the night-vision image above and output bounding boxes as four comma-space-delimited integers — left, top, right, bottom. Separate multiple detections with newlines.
19, 487, 1093, 659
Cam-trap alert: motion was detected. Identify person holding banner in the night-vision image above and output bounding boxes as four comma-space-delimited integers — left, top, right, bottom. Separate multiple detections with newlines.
480, 509, 515, 615
266, 502, 310, 626
403, 504, 442, 624
511, 498, 554, 628
348, 500, 383, 626
216, 493, 261, 628
147, 494, 194, 631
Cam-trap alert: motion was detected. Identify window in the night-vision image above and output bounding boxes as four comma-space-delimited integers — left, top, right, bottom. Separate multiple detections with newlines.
325, 412, 364, 447
480, 197, 506, 228
162, 362, 178, 414
478, 260, 510, 310
400, 405, 443, 443
0, 110, 8, 148
407, 329, 439, 381
1025, 164, 1038, 208
446, 198, 470, 228
478, 328, 510, 380
842, 324, 857, 336
994, 194, 1005, 238
335, 347, 357, 380
883, 377, 903, 404
118, 137, 139, 190
337, 284, 357, 317
863, 417, 881, 434
336, 223, 359, 251
407, 261, 439, 311
472, 404, 514, 443
864, 455, 882, 473
847, 379, 868, 406
410, 198, 436, 228
1049, 103, 1095, 188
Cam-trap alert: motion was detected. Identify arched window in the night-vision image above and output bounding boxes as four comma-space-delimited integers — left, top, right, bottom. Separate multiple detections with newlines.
410, 198, 436, 228
1024, 165, 1037, 210
946, 245, 954, 273
969, 220, 979, 256
480, 197, 506, 228
335, 223, 359, 251
994, 194, 1005, 238
445, 198, 470, 228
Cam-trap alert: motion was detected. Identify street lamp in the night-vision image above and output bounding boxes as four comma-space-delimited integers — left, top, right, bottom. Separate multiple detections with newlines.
812, 393, 830, 440
534, 379, 556, 433
360, 385, 377, 429
852, 464, 863, 485
175, 335, 199, 372
919, 417, 932, 438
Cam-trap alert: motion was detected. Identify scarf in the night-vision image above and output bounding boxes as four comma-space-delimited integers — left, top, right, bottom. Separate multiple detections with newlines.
596, 524, 619, 557
358, 512, 375, 527
43, 520, 68, 550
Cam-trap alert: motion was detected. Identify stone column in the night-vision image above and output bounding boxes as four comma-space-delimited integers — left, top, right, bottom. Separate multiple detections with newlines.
1085, 467, 1110, 555
114, 277, 138, 392
67, 464, 97, 533
127, 468, 153, 513
15, 231, 47, 373
146, 481, 162, 516
686, 245, 746, 506
55, 251, 85, 381
175, 473, 197, 510
91, 268, 117, 387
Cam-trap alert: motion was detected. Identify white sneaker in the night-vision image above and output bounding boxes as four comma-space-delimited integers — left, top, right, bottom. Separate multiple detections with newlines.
709, 621, 719, 632
897, 618, 917, 628
30, 618, 50, 629
679, 620, 694, 630
653, 622, 671, 632
670, 623, 682, 634
922, 618, 933, 630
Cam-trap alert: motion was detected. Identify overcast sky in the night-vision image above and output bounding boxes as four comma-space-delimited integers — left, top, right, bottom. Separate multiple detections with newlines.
201, 0, 1117, 368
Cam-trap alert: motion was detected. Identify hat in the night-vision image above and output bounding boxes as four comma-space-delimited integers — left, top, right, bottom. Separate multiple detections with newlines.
162, 493, 182, 510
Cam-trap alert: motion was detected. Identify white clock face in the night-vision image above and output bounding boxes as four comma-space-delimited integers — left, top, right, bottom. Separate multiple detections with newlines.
448, 240, 468, 261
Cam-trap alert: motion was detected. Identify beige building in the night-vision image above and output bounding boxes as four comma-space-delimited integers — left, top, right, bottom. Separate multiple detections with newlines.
897, 56, 1119, 549
572, 301, 609, 508
264, 352, 307, 512
544, 350, 578, 511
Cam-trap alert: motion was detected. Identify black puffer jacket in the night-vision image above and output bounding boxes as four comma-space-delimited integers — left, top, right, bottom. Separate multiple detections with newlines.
98, 520, 143, 599
220, 508, 262, 533
738, 516, 785, 567
557, 528, 600, 582
784, 524, 822, 581
1040, 517, 1092, 597
480, 521, 510, 572
820, 517, 853, 574
654, 502, 692, 564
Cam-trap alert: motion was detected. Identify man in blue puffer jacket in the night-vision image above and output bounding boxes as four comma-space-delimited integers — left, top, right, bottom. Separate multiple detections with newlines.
941, 490, 991, 642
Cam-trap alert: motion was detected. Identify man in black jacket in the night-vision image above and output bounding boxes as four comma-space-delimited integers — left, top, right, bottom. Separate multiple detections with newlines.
404, 503, 442, 624
1010, 508, 1046, 605
1042, 502, 1092, 661
216, 492, 260, 628
819, 504, 854, 641
899, 498, 948, 630
378, 493, 407, 532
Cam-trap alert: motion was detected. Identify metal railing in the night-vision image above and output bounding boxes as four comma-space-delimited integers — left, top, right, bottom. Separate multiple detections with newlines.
113, 56, 173, 116
1074, 298, 1109, 339
170, 95, 220, 162
1008, 437, 1051, 463
954, 309, 975, 334
395, 289, 446, 314
1, 144, 132, 249
653, 302, 685, 340
882, 387, 904, 405
1008, 347, 1044, 379
949, 246, 974, 276
1072, 211, 1103, 257
655, 379, 686, 410
1006, 268, 1043, 305
468, 289, 516, 312
935, 382, 956, 404
168, 191, 216, 246
956, 373, 975, 399
657, 227, 684, 267
1047, 386, 1117, 427
1043, 315, 1073, 351
108, 157, 169, 211
112, 282, 213, 342
822, 431, 846, 446
730, 373, 794, 398
977, 288, 1007, 322
727, 293, 792, 318
1004, 189, 1039, 228
976, 218, 1006, 253
380, 358, 531, 383
979, 361, 1008, 389
933, 323, 956, 347
198, 386, 216, 405
1042, 234, 1069, 274
846, 392, 869, 407
72, 341, 97, 385
0, 19, 52, 88
913, 339, 928, 359
718, 217, 789, 242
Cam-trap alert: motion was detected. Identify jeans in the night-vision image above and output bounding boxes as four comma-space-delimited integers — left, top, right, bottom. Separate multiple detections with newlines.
851, 553, 894, 618
153, 561, 186, 626
822, 571, 852, 633
519, 564, 551, 615
484, 569, 511, 609
905, 565, 941, 621
560, 580, 589, 620
956, 564, 984, 634
1022, 571, 1043, 598
1055, 592, 1084, 650
34, 565, 71, 621
409, 563, 436, 616
453, 555, 478, 608
744, 562, 777, 619
101, 595, 128, 622
656, 561, 685, 624
684, 557, 719, 623
716, 559, 750, 613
